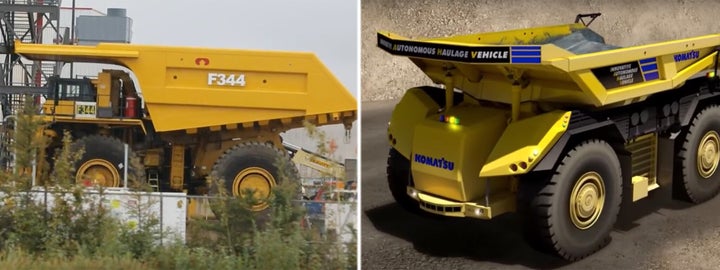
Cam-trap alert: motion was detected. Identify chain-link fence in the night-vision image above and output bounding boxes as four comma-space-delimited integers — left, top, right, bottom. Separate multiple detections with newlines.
186, 193, 357, 244
3, 187, 357, 247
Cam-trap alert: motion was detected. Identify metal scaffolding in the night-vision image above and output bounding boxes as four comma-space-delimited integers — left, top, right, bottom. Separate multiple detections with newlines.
0, 0, 62, 170
0, 0, 62, 117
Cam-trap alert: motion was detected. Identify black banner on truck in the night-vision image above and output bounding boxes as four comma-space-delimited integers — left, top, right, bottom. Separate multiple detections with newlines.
592, 61, 644, 89
377, 33, 542, 64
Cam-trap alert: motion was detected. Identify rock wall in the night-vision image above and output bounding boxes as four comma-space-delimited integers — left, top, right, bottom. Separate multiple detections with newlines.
361, 0, 720, 101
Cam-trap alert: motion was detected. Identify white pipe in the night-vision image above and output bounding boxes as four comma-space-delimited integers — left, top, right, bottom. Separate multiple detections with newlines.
3, 115, 16, 175
123, 143, 128, 188
31, 150, 36, 186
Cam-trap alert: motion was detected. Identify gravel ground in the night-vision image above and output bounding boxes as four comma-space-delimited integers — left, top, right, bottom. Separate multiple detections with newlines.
360, 0, 720, 101
361, 100, 720, 270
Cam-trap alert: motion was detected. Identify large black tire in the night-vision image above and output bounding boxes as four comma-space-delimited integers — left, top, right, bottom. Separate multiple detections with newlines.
71, 135, 146, 188
677, 105, 720, 203
522, 139, 622, 261
386, 148, 421, 213
209, 141, 300, 211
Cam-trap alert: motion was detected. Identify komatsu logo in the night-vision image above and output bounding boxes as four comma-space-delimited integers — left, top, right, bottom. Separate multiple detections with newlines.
414, 153, 455, 171
674, 50, 699, 62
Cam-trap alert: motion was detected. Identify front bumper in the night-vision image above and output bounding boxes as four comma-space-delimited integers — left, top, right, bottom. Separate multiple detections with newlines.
407, 186, 515, 220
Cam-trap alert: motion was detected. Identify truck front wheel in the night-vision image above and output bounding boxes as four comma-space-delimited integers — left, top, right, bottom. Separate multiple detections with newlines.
72, 135, 146, 188
522, 139, 622, 261
386, 148, 420, 213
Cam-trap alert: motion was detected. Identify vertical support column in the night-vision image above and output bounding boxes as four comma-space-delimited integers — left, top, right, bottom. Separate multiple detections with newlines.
123, 143, 128, 188
511, 82, 521, 122
444, 75, 454, 111
506, 68, 525, 123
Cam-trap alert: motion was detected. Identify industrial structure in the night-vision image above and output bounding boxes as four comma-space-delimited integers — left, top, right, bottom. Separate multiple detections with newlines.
0, 0, 61, 116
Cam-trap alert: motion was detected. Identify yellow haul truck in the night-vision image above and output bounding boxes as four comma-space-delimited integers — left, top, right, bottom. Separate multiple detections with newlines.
378, 14, 720, 260
9, 39, 356, 212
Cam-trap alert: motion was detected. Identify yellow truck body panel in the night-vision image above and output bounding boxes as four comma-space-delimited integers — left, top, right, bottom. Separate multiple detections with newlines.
14, 40, 357, 132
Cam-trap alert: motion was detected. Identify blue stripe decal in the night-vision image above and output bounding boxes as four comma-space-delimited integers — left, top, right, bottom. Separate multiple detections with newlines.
511, 46, 541, 50
639, 58, 656, 64
641, 63, 658, 72
644, 71, 659, 81
511, 57, 541, 64
511, 51, 541, 56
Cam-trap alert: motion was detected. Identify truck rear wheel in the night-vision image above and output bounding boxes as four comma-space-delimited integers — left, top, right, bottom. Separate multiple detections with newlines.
677, 105, 720, 203
386, 148, 420, 213
522, 139, 622, 261
72, 135, 146, 188
210, 141, 300, 212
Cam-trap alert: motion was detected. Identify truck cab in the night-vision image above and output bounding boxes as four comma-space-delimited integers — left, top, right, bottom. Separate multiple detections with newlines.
42, 70, 142, 120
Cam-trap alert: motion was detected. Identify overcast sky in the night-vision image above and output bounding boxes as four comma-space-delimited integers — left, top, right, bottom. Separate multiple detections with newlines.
66, 0, 358, 97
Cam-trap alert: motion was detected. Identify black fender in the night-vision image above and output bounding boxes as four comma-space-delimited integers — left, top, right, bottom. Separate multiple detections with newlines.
678, 91, 720, 127
532, 111, 627, 172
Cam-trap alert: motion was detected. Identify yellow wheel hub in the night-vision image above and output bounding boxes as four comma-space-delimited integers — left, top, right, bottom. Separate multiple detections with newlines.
76, 159, 120, 187
232, 167, 276, 211
697, 130, 720, 179
569, 171, 605, 230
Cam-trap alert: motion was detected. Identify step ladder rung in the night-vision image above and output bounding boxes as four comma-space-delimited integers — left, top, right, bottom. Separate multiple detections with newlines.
147, 170, 160, 191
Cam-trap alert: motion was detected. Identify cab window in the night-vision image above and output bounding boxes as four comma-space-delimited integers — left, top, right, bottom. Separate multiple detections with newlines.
48, 79, 96, 102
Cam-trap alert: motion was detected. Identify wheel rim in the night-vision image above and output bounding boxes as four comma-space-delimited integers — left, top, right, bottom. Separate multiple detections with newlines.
232, 167, 276, 211
569, 171, 606, 230
697, 130, 720, 179
76, 159, 120, 187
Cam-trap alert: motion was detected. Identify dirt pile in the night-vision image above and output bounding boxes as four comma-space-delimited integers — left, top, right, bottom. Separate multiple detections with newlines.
361, 0, 720, 101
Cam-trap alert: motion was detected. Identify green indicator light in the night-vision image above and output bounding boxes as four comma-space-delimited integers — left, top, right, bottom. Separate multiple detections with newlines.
448, 116, 460, 125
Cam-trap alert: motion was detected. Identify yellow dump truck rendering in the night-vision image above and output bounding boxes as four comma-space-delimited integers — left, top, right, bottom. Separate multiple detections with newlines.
377, 14, 720, 260
9, 39, 356, 212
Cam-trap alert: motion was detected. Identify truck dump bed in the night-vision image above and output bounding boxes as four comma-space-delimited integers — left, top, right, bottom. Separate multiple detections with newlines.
378, 22, 720, 107
14, 40, 356, 132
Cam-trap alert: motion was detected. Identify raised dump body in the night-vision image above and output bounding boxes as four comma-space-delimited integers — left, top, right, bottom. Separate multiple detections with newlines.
8, 40, 356, 215
378, 23, 720, 107
378, 15, 720, 261
14, 40, 356, 132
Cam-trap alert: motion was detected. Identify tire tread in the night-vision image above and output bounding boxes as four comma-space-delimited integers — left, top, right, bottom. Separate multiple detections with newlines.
522, 139, 622, 261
